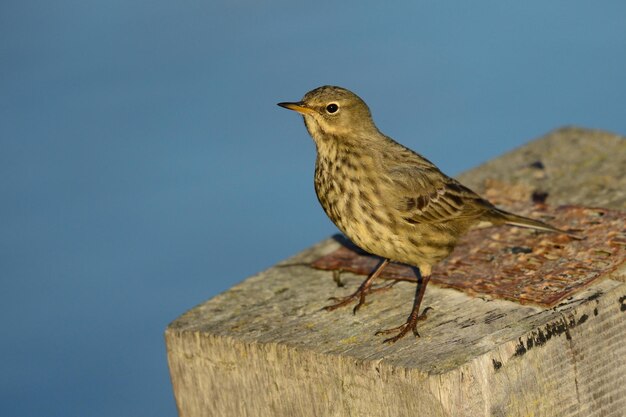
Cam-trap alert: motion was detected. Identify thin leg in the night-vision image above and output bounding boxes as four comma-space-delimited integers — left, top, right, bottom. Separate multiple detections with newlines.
376, 272, 432, 343
324, 258, 390, 314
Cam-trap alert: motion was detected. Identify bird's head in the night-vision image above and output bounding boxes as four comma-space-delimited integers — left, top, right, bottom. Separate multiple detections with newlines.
278, 86, 379, 143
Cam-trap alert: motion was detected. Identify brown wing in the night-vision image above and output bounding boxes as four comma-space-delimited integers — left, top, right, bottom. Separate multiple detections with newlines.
388, 166, 494, 225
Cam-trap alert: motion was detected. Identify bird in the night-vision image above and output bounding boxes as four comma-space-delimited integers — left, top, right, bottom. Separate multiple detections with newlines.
277, 85, 575, 343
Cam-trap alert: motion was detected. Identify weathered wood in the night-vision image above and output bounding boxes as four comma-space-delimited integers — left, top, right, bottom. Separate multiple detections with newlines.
166, 127, 626, 417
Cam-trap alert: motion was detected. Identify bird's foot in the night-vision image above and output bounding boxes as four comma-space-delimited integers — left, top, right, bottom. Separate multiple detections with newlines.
375, 307, 433, 343
324, 281, 397, 314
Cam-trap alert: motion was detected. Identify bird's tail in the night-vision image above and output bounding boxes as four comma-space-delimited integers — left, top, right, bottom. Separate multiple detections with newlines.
490, 208, 582, 239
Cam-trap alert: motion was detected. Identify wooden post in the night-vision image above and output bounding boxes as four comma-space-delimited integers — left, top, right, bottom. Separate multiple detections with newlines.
165, 127, 626, 417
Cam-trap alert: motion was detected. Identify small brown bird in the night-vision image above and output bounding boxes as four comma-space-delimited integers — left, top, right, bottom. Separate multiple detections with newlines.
278, 85, 572, 343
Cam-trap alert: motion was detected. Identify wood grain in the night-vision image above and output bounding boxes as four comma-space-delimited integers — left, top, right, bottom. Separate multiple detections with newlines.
166, 127, 626, 417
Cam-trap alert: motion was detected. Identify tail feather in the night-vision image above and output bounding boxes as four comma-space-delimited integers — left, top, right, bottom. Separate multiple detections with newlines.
490, 208, 582, 239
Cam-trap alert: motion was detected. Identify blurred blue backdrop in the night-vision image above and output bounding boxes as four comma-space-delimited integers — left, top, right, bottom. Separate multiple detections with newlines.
1, 1, 625, 416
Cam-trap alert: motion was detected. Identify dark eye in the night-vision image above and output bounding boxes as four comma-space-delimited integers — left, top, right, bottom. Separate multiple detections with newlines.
325, 103, 339, 114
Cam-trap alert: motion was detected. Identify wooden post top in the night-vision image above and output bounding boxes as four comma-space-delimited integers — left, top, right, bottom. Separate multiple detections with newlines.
166, 127, 626, 417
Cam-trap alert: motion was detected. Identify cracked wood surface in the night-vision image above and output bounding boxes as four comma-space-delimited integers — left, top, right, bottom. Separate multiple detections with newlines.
166, 127, 626, 417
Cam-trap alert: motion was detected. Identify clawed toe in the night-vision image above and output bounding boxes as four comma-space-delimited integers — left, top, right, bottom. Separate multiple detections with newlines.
377, 322, 419, 344
375, 307, 431, 343
323, 296, 355, 311
324, 281, 396, 313
324, 259, 392, 313
323, 291, 367, 312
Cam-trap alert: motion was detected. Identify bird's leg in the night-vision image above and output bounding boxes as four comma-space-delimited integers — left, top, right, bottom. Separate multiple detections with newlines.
324, 258, 391, 314
376, 270, 432, 343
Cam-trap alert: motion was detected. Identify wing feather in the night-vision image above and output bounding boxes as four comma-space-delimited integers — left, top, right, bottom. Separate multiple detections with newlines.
389, 166, 493, 225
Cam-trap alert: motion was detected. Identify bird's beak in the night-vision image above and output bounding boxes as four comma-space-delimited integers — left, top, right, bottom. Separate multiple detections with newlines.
277, 101, 316, 115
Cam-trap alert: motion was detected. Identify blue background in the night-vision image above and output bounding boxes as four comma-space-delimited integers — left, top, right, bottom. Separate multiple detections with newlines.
2, 1, 625, 416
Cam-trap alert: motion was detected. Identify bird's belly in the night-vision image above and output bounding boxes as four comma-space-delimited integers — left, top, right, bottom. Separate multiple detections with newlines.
315, 180, 455, 268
